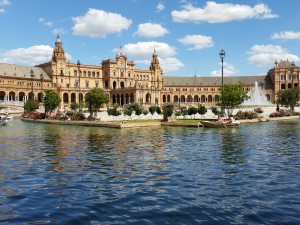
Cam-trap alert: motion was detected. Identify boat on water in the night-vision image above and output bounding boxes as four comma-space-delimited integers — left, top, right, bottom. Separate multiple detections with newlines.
200, 120, 240, 128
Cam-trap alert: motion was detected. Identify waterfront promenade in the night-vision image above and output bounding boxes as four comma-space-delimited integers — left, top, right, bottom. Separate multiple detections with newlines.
20, 106, 300, 128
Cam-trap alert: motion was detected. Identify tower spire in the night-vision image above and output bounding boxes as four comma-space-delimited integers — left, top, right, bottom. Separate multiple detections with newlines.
52, 34, 66, 62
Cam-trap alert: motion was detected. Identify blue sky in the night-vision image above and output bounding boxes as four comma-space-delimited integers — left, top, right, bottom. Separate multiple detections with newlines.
1, 0, 300, 77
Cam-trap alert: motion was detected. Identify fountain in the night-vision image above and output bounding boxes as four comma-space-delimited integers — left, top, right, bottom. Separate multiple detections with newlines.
242, 81, 272, 106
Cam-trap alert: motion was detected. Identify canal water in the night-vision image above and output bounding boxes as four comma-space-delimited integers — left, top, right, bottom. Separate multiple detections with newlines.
0, 119, 299, 225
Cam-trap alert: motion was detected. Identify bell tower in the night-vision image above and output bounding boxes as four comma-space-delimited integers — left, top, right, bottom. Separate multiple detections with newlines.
149, 49, 163, 106
52, 33, 66, 63
51, 33, 67, 89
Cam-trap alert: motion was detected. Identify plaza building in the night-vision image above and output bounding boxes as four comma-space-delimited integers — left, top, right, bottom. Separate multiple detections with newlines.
0, 35, 299, 110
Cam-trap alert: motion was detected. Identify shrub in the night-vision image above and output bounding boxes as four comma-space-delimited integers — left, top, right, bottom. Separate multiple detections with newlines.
269, 109, 292, 117
235, 110, 258, 120
163, 104, 174, 117
156, 106, 162, 115
211, 106, 221, 116
254, 107, 264, 113
123, 107, 134, 117
175, 110, 182, 117
107, 106, 121, 117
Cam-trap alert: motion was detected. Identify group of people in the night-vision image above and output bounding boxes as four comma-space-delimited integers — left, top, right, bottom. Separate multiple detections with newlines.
218, 115, 235, 124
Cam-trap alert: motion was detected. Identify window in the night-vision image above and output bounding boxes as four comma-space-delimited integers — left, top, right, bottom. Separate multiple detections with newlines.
95, 81, 99, 87
85, 81, 89, 88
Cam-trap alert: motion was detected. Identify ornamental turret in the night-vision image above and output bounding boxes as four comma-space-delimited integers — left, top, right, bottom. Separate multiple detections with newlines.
150, 49, 161, 71
52, 34, 66, 62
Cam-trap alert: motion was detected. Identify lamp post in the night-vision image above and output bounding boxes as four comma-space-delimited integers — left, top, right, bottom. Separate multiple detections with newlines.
40, 72, 44, 103
219, 49, 225, 116
30, 68, 35, 100
77, 60, 82, 113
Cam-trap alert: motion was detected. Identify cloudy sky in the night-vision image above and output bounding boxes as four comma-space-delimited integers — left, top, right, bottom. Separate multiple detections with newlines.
0, 0, 300, 77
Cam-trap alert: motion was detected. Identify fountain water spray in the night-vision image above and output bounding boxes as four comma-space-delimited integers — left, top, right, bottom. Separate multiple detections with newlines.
242, 81, 272, 106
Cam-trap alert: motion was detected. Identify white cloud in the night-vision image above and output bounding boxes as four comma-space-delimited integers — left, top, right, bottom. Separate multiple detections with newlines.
72, 8, 132, 38
271, 31, 300, 40
247, 44, 300, 67
121, 41, 176, 58
135, 23, 169, 38
38, 18, 53, 27
136, 57, 184, 73
0, 0, 11, 6
177, 35, 214, 50
118, 42, 182, 72
0, 45, 72, 65
172, 2, 278, 23
210, 62, 239, 77
159, 57, 184, 72
0, 0, 11, 13
156, 2, 165, 12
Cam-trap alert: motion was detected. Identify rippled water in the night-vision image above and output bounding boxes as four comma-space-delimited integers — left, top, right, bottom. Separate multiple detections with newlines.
0, 119, 299, 225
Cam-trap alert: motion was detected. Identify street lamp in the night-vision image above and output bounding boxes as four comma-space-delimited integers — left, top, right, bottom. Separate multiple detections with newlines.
30, 68, 35, 100
77, 60, 82, 113
219, 49, 225, 116
40, 72, 44, 103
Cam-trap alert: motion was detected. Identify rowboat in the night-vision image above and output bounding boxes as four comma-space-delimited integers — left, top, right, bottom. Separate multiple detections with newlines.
200, 120, 240, 128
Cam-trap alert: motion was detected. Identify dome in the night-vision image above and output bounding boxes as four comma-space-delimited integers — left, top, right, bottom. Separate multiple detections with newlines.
277, 60, 295, 68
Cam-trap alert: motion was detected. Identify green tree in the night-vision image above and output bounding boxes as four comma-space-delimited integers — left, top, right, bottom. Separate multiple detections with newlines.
149, 106, 157, 115
156, 106, 162, 115
107, 104, 121, 117
132, 103, 142, 116
85, 88, 109, 117
219, 82, 249, 117
123, 106, 134, 118
188, 106, 198, 119
276, 88, 300, 112
211, 106, 221, 117
24, 99, 39, 112
163, 104, 174, 117
197, 104, 207, 118
44, 90, 61, 116
180, 107, 188, 118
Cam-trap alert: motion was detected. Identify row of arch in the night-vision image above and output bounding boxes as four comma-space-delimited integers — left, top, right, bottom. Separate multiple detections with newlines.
0, 90, 272, 108
280, 83, 299, 89
162, 94, 220, 104
0, 91, 44, 102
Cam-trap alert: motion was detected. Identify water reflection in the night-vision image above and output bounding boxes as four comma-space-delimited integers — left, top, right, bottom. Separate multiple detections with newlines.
0, 119, 300, 224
